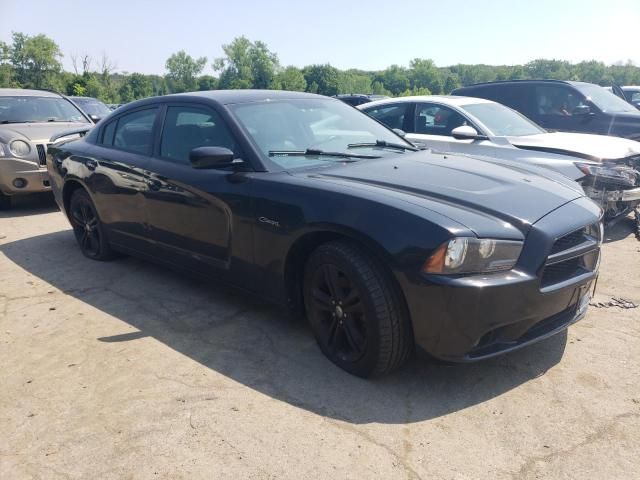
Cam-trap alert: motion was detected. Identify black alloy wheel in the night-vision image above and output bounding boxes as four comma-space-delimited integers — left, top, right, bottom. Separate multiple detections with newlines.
304, 240, 413, 377
69, 189, 114, 260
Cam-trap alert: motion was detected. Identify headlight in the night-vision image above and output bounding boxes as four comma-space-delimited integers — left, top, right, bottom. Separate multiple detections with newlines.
576, 162, 637, 187
9, 140, 31, 157
423, 237, 523, 275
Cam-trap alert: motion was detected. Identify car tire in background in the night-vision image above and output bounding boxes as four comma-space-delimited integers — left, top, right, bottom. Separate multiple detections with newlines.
304, 240, 414, 377
69, 188, 116, 261
0, 192, 11, 209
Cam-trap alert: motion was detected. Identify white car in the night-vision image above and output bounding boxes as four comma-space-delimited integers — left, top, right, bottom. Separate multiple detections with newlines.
359, 96, 640, 222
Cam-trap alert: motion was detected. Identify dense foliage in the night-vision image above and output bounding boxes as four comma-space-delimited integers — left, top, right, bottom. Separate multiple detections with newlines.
1, 32, 640, 103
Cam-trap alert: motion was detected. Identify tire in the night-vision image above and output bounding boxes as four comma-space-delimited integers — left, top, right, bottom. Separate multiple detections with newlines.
303, 240, 413, 378
0, 192, 11, 210
68, 188, 116, 261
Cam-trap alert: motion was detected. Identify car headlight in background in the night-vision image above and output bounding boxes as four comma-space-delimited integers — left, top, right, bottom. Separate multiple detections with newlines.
423, 237, 523, 275
576, 162, 638, 187
9, 140, 31, 157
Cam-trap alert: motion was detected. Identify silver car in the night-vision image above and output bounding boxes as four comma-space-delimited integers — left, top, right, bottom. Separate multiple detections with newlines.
359, 95, 640, 223
0, 88, 92, 208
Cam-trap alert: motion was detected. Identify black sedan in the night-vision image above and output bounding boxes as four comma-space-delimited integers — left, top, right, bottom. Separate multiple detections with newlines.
47, 90, 602, 377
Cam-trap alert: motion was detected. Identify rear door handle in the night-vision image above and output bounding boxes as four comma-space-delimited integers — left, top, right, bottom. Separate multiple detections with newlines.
148, 180, 162, 191
85, 159, 97, 171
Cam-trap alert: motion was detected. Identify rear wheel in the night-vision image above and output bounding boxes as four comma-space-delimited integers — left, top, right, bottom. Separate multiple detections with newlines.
69, 188, 115, 261
303, 240, 413, 377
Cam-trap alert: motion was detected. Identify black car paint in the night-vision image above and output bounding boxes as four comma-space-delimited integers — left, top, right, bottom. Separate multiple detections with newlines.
453, 80, 640, 140
47, 91, 601, 362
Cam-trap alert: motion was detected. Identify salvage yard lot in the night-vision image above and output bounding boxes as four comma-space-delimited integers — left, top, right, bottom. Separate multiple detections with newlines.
1, 196, 639, 480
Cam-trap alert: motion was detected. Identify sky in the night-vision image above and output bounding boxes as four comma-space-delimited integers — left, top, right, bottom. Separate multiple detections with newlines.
1, 0, 639, 75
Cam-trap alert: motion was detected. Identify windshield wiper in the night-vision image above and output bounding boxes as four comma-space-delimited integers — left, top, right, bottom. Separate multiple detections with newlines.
347, 139, 418, 152
0, 120, 39, 124
268, 148, 380, 160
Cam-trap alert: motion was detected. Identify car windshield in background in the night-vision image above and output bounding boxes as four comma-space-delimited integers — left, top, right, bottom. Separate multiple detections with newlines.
0, 96, 88, 124
230, 98, 412, 169
575, 84, 638, 113
463, 102, 546, 137
73, 98, 111, 116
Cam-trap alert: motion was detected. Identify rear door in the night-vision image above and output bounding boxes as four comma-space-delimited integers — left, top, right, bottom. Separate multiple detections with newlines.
361, 102, 414, 133
145, 102, 251, 278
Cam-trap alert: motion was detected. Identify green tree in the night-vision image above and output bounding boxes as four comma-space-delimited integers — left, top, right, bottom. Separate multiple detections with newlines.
303, 64, 340, 96
274, 66, 307, 91
374, 65, 410, 96
165, 50, 207, 93
409, 58, 442, 94
214, 36, 279, 89
197, 75, 218, 91
337, 70, 372, 94
10, 32, 62, 88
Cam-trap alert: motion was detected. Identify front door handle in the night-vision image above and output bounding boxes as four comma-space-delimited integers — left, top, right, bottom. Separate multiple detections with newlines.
85, 159, 97, 171
148, 179, 162, 191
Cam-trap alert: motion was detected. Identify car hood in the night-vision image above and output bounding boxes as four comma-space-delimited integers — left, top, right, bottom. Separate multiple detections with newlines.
0, 122, 90, 143
508, 132, 640, 162
303, 151, 584, 232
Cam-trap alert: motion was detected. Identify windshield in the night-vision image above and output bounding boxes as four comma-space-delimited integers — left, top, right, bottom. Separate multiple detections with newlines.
72, 98, 111, 116
0, 96, 89, 124
230, 98, 412, 169
574, 84, 638, 113
463, 102, 546, 137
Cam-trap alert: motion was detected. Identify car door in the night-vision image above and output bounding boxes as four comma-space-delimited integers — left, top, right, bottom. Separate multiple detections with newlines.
531, 84, 595, 133
145, 102, 252, 279
88, 106, 159, 253
405, 103, 491, 156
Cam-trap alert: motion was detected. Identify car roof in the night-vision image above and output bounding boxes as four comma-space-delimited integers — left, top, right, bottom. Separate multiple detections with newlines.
358, 95, 495, 109
167, 89, 327, 105
69, 96, 101, 100
0, 88, 63, 98
455, 79, 593, 89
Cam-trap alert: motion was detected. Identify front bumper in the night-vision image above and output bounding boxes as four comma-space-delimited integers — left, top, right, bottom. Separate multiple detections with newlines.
0, 157, 51, 195
401, 197, 601, 362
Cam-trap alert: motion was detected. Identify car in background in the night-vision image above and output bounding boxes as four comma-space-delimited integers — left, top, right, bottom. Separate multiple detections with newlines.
0, 88, 92, 208
69, 96, 112, 123
333, 94, 389, 107
607, 86, 640, 110
359, 96, 640, 223
452, 80, 640, 140
47, 90, 601, 377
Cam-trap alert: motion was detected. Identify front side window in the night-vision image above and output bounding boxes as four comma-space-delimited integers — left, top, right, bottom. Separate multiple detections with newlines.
362, 103, 411, 130
414, 104, 467, 136
159, 106, 237, 164
111, 108, 158, 155
535, 85, 588, 116
73, 98, 112, 117
0, 96, 89, 124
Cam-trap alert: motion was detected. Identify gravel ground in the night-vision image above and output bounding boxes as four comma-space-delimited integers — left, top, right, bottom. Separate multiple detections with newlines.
1, 195, 639, 480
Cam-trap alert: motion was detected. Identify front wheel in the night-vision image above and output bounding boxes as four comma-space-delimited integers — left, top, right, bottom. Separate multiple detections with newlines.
69, 188, 116, 261
304, 241, 413, 377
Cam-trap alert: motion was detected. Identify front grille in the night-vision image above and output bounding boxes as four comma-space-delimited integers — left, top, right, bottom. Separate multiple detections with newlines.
36, 144, 47, 166
549, 228, 586, 254
540, 224, 600, 288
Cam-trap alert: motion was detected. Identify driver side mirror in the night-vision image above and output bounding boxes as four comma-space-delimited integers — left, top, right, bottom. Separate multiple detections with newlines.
190, 146, 236, 169
572, 105, 592, 116
451, 125, 488, 141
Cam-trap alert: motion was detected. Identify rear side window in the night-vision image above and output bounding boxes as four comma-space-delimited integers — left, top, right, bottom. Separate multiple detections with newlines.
414, 103, 467, 135
159, 106, 237, 164
105, 108, 159, 155
363, 103, 411, 130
